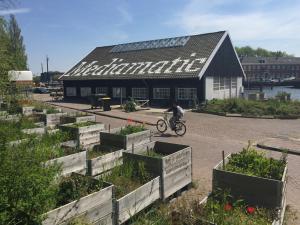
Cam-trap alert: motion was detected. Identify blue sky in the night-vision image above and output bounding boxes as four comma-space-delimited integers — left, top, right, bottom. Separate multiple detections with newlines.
1, 0, 299, 74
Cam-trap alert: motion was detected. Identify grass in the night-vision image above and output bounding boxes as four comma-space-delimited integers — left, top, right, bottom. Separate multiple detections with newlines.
141, 148, 166, 158
55, 173, 104, 207
117, 124, 146, 136
19, 116, 40, 129
87, 145, 120, 160
196, 98, 300, 118
224, 144, 287, 180
69, 121, 97, 128
101, 161, 152, 199
0, 119, 34, 142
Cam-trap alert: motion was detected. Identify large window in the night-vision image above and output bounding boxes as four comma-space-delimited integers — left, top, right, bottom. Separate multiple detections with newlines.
153, 88, 170, 99
213, 76, 237, 90
95, 87, 108, 95
132, 88, 148, 99
80, 87, 91, 97
113, 87, 126, 98
66, 87, 76, 96
177, 88, 197, 100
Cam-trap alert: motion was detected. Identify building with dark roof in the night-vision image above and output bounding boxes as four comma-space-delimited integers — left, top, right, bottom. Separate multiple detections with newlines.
241, 56, 300, 82
60, 31, 245, 107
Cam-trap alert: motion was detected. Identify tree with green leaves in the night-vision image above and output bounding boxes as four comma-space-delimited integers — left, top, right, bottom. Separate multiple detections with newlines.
8, 14, 27, 70
235, 46, 293, 58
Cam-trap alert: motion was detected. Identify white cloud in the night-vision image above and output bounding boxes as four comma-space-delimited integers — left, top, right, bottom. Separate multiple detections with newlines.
166, 0, 300, 54
0, 8, 31, 16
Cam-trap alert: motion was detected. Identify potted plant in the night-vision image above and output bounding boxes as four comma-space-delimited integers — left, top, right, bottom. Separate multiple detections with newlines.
43, 173, 113, 225
212, 144, 287, 208
123, 141, 192, 200
100, 124, 151, 150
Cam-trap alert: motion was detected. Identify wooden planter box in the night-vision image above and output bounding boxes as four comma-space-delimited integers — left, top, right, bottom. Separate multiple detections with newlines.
60, 123, 105, 148
87, 145, 123, 176
22, 106, 34, 116
113, 176, 160, 225
123, 141, 192, 200
60, 114, 96, 124
22, 127, 46, 135
0, 114, 20, 121
40, 112, 67, 127
196, 194, 286, 225
43, 175, 113, 225
46, 148, 87, 176
100, 127, 151, 150
212, 154, 288, 208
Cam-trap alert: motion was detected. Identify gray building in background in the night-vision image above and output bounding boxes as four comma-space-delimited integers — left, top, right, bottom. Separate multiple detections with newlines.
240, 56, 300, 82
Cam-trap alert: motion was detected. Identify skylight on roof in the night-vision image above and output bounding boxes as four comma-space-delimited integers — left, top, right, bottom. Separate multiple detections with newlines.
110, 36, 190, 53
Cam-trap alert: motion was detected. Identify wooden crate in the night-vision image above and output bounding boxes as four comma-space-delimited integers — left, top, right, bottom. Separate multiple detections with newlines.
113, 176, 160, 225
60, 123, 105, 148
123, 141, 192, 200
22, 127, 46, 135
212, 154, 288, 208
87, 145, 123, 176
100, 127, 151, 150
22, 106, 34, 116
60, 114, 96, 124
46, 149, 87, 176
42, 175, 113, 225
40, 112, 67, 127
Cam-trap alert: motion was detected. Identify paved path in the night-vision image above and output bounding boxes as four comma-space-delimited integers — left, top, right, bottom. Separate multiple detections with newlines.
34, 94, 300, 223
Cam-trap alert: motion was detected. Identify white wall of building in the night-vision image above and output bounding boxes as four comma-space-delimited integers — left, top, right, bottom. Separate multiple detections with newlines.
8, 70, 33, 81
205, 76, 243, 100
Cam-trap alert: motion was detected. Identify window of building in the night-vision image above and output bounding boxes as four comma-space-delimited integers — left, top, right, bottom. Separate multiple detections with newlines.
225, 77, 231, 89
231, 77, 237, 88
95, 87, 108, 95
113, 87, 126, 98
80, 87, 91, 97
220, 77, 225, 90
132, 88, 148, 99
66, 87, 76, 96
153, 88, 170, 99
177, 88, 197, 100
213, 76, 220, 91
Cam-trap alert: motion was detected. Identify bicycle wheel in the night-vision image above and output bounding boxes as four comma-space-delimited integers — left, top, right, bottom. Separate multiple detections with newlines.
156, 119, 167, 133
175, 122, 186, 136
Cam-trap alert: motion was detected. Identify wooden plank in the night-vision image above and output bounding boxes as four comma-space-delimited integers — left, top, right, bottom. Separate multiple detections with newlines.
46, 151, 87, 176
43, 185, 113, 225
116, 177, 160, 224
87, 150, 123, 176
22, 127, 46, 135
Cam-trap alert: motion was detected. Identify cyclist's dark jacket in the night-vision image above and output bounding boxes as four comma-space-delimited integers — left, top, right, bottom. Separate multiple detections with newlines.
167, 106, 179, 118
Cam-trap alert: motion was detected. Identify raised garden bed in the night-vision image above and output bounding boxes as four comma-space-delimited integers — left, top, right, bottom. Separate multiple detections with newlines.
22, 106, 34, 116
60, 122, 105, 148
100, 125, 151, 150
123, 141, 192, 200
42, 173, 113, 225
212, 148, 287, 208
39, 112, 66, 127
195, 192, 286, 225
22, 127, 46, 135
60, 112, 96, 124
102, 161, 160, 225
87, 144, 123, 176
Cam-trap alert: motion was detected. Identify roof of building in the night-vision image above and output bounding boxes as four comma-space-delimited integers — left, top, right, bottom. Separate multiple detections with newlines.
241, 56, 300, 64
60, 31, 237, 80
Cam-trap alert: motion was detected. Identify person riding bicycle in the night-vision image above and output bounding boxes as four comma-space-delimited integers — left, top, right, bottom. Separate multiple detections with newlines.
166, 101, 184, 130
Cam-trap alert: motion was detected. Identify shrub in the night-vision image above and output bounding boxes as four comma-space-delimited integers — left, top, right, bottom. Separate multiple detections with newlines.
118, 124, 145, 136
124, 98, 137, 112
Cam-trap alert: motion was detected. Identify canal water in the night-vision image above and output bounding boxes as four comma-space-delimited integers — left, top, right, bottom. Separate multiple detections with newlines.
244, 86, 300, 100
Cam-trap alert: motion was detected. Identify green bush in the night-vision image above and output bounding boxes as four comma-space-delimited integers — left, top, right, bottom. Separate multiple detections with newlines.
124, 98, 137, 112
118, 124, 145, 136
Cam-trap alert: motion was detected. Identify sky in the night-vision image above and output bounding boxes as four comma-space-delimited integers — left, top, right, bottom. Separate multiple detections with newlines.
1, 0, 300, 75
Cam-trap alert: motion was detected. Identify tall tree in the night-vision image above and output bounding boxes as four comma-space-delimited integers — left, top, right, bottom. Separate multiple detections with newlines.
235, 46, 293, 58
8, 14, 27, 70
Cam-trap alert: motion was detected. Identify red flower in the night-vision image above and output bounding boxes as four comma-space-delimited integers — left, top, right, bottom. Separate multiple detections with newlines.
127, 119, 133, 124
224, 203, 232, 211
246, 206, 256, 214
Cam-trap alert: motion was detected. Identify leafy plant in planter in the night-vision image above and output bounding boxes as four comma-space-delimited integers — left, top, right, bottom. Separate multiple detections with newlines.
69, 121, 97, 128
118, 124, 145, 136
55, 173, 104, 207
87, 145, 120, 160
224, 145, 287, 180
102, 161, 152, 199
124, 98, 137, 112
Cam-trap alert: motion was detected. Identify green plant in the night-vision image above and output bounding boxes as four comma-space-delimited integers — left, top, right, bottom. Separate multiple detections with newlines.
124, 98, 137, 112
118, 124, 145, 136
67, 216, 91, 225
87, 145, 119, 159
102, 161, 152, 199
56, 173, 104, 207
224, 145, 286, 180
142, 148, 165, 158
69, 121, 97, 128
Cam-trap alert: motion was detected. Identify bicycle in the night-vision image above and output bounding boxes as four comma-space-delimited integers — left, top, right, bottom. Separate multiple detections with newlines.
156, 112, 186, 136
